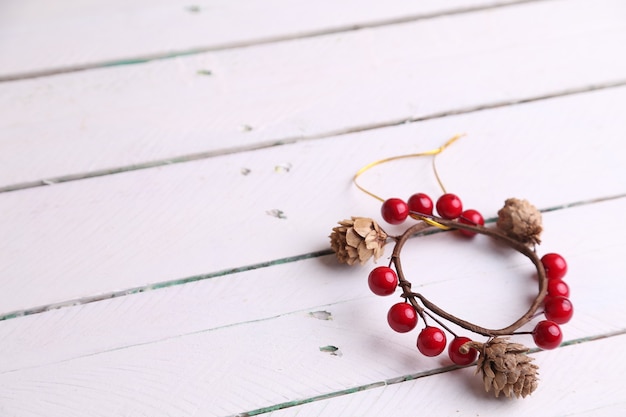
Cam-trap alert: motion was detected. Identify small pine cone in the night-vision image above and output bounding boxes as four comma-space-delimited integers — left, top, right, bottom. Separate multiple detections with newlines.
463, 337, 539, 398
329, 217, 388, 265
496, 198, 543, 245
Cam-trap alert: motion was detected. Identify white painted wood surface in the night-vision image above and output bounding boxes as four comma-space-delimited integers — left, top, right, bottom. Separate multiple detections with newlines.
2, 85, 625, 313
1, 0, 625, 416
0, 0, 534, 79
1, 0, 626, 189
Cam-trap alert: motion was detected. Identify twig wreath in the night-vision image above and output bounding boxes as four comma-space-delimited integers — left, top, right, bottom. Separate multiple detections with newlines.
329, 135, 572, 398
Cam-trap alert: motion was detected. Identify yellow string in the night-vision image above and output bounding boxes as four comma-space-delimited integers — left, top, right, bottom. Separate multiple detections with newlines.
353, 133, 465, 229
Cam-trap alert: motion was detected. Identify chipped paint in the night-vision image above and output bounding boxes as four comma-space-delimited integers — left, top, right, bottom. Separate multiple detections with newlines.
319, 345, 341, 356
266, 209, 287, 219
309, 310, 332, 320
274, 163, 292, 173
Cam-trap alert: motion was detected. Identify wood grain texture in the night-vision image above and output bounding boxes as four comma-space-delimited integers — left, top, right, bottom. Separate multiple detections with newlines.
0, 196, 624, 372
1, 0, 626, 188
0, 0, 525, 78
3, 0, 626, 415
1, 86, 625, 314
0, 198, 624, 416
263, 334, 626, 417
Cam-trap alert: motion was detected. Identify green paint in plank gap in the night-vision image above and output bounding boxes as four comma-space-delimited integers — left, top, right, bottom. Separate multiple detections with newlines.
196, 69, 212, 75
0, 250, 333, 322
103, 58, 153, 68
559, 328, 626, 347
99, 49, 206, 70
231, 330, 626, 417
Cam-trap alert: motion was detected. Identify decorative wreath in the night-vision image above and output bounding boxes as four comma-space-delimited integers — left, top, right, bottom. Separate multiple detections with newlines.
328, 136, 572, 398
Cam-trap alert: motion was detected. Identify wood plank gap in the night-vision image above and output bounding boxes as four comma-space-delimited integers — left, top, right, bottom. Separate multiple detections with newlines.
0, 297, 366, 376
230, 328, 626, 417
0, 0, 551, 83
2, 78, 626, 195
0, 250, 332, 322
1, 193, 623, 322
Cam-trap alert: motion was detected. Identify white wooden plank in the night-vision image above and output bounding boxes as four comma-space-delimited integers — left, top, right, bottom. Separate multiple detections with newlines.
1, 86, 625, 314
0, 195, 624, 373
0, 0, 523, 78
3, 2, 622, 417
263, 334, 626, 417
0, 198, 624, 415
2, 0, 626, 188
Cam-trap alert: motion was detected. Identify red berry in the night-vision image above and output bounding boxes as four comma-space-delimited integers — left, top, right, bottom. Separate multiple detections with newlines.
448, 336, 478, 365
541, 253, 568, 280
381, 198, 409, 224
544, 296, 573, 324
417, 327, 447, 357
387, 303, 418, 333
458, 209, 485, 237
533, 320, 563, 349
407, 193, 434, 216
547, 279, 570, 298
436, 194, 463, 219
368, 266, 398, 296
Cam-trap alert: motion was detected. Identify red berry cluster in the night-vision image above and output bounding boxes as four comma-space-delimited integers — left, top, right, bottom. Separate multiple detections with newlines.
374, 196, 573, 356
368, 266, 478, 364
381, 193, 485, 237
532, 253, 572, 350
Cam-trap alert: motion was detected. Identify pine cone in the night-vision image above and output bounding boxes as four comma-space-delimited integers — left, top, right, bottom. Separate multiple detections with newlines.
496, 198, 543, 245
463, 337, 539, 398
329, 217, 388, 265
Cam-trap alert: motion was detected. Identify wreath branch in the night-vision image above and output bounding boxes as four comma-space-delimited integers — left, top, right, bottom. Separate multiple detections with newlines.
391, 218, 548, 337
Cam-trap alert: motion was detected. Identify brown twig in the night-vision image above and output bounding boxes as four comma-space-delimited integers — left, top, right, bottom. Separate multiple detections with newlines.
390, 218, 548, 337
